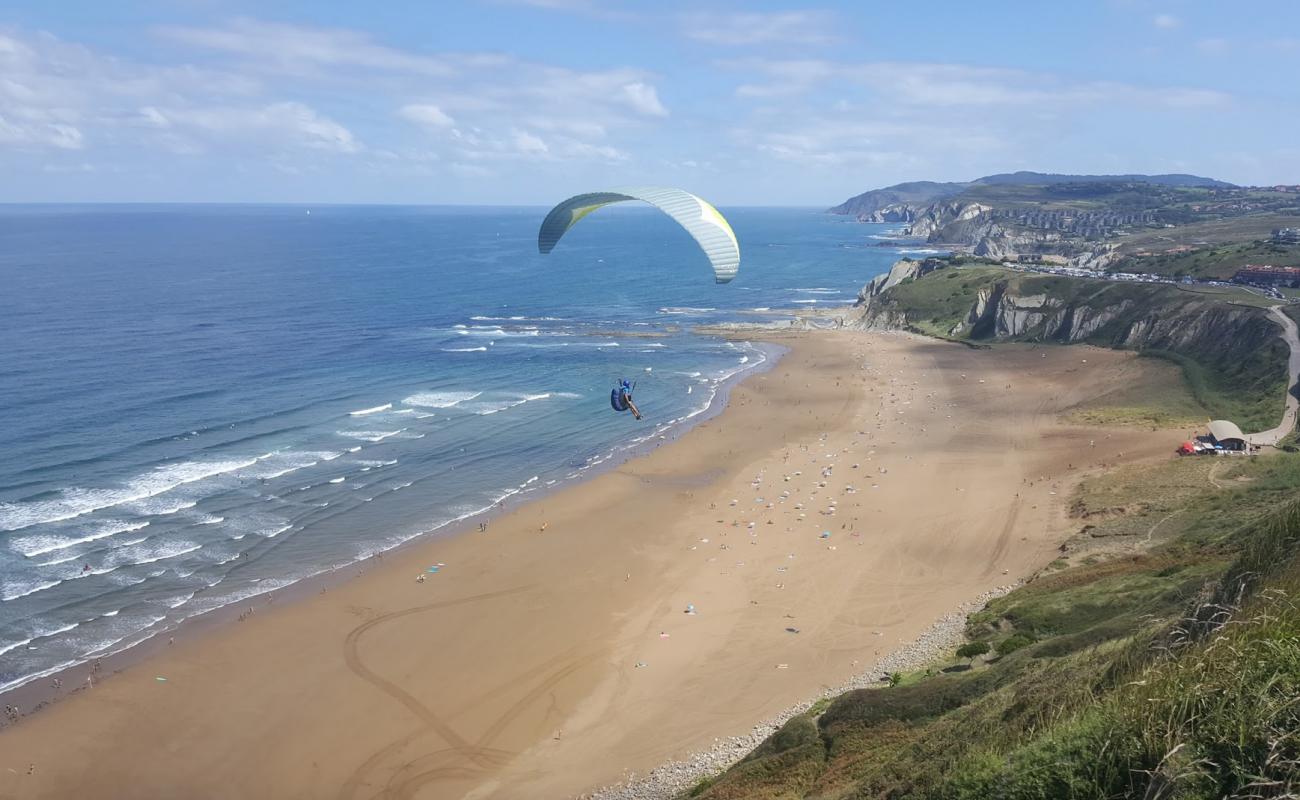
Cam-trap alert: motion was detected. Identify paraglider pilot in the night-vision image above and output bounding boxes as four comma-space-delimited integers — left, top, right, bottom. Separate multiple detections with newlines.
611, 379, 642, 421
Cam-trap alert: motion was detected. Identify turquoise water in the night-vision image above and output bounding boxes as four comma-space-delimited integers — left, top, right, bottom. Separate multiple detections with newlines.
0, 204, 906, 692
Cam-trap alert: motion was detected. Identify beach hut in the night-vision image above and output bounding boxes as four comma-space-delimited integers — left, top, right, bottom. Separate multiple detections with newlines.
1207, 420, 1247, 452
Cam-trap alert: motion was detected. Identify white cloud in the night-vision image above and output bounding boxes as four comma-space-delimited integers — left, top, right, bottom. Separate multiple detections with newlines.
0, 20, 671, 178
0, 28, 265, 155
155, 18, 458, 77
1153, 14, 1181, 29
0, 113, 84, 150
152, 20, 668, 165
134, 102, 360, 153
680, 10, 836, 46
511, 129, 549, 155
400, 103, 456, 128
727, 59, 1231, 110
619, 82, 668, 117
558, 139, 628, 162
486, 0, 635, 22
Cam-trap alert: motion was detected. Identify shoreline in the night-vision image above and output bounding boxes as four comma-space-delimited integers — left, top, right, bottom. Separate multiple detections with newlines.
585, 583, 1018, 800
0, 337, 788, 719
0, 328, 1185, 799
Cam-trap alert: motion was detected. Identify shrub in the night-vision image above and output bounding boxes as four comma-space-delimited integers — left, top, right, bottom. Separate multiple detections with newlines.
956, 642, 991, 663
996, 633, 1035, 656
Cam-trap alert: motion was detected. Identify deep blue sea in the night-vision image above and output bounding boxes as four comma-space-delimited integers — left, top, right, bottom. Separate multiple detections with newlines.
0, 204, 920, 693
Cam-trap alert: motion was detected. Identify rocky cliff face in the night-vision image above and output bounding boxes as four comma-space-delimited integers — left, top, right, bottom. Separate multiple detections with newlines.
862, 203, 918, 223
857, 257, 946, 303
905, 201, 992, 240
853, 263, 1282, 370
857, 199, 1119, 268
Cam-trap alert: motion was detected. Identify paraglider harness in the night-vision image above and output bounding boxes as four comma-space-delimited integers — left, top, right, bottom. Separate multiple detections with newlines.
610, 379, 635, 413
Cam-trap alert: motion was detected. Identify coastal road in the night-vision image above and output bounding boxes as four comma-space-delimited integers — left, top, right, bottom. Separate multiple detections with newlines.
1246, 306, 1300, 447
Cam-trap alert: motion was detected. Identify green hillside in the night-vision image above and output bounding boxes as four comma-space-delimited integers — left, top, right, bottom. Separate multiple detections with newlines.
862, 262, 1290, 431
690, 454, 1300, 799
1111, 241, 1300, 280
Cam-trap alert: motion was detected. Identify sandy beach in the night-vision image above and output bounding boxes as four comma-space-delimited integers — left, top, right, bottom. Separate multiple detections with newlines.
0, 329, 1178, 799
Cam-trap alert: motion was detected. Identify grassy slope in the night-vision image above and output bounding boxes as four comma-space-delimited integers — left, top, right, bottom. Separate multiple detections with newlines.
1111, 241, 1300, 280
1118, 214, 1300, 253
1062, 358, 1207, 429
693, 453, 1300, 800
874, 265, 1289, 430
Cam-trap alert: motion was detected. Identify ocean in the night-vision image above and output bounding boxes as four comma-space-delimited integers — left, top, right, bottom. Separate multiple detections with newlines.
0, 204, 906, 693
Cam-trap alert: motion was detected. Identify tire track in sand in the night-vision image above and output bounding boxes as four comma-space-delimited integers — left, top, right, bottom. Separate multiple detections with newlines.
386, 656, 595, 800
338, 586, 533, 799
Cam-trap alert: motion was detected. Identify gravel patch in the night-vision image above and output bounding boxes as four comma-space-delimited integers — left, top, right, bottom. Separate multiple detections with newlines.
577, 584, 1018, 800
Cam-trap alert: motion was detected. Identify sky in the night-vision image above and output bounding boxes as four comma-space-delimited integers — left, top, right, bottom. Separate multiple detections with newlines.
2, 0, 1298, 205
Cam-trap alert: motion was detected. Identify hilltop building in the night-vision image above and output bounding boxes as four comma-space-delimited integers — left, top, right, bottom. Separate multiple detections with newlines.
1273, 227, 1300, 244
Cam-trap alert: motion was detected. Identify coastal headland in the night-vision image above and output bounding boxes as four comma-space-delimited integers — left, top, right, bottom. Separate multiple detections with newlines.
0, 329, 1180, 799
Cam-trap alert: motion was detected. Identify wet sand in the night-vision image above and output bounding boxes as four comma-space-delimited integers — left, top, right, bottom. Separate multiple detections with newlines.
0, 331, 1178, 799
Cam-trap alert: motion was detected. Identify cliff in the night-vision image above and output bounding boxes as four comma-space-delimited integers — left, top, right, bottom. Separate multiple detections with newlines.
829, 172, 1236, 266
853, 260, 1290, 429
826, 180, 966, 218
828, 172, 1234, 218
858, 256, 947, 300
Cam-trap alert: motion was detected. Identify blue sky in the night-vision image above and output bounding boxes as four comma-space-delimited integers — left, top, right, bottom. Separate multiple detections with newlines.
2, 0, 1298, 204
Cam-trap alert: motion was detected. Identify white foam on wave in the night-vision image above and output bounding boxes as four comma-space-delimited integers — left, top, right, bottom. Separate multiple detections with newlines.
125, 496, 200, 517
442, 346, 489, 353
246, 450, 343, 481
350, 403, 392, 416
33, 552, 80, 566
1, 578, 63, 602
0, 455, 271, 532
467, 393, 556, 416
120, 541, 203, 567
457, 326, 542, 338
791, 299, 819, 304
658, 307, 716, 315
163, 591, 198, 609
0, 621, 79, 659
470, 315, 567, 322
14, 520, 151, 558
403, 391, 482, 409
0, 636, 35, 657
329, 477, 346, 484
337, 429, 406, 443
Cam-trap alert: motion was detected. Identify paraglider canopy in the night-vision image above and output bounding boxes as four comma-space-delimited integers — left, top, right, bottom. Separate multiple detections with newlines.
538, 186, 739, 283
